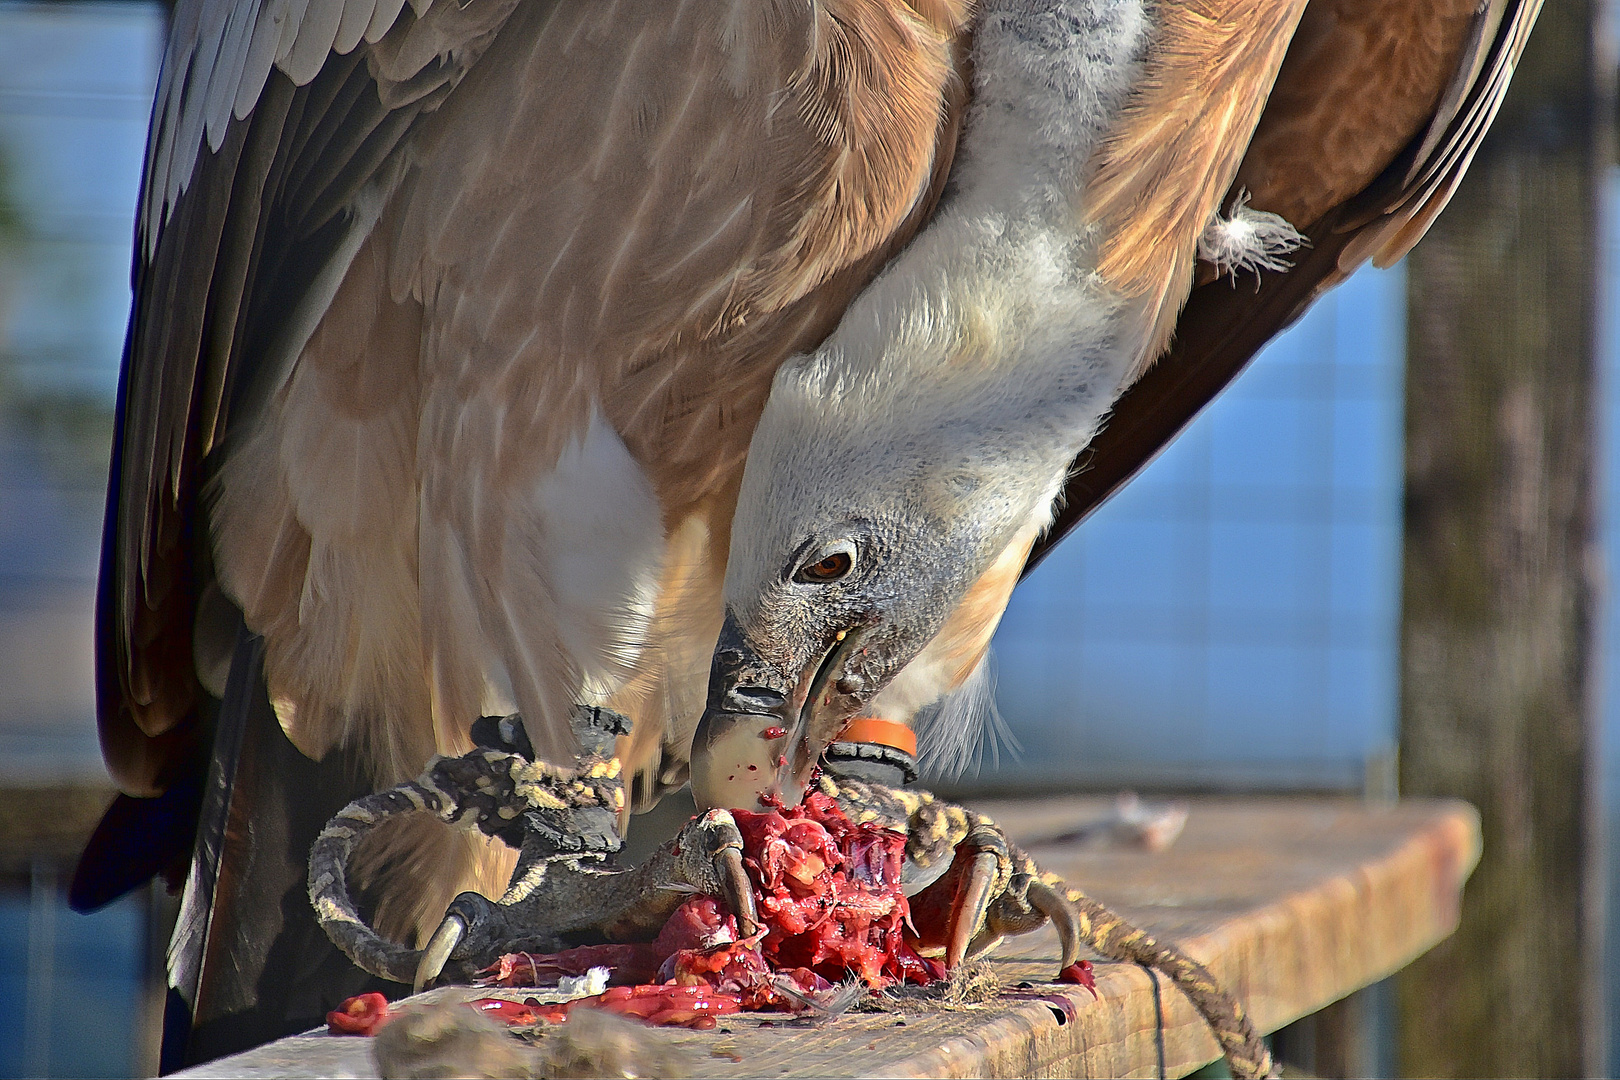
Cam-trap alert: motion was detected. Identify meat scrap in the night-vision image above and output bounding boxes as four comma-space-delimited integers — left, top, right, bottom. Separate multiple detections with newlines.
731, 791, 944, 990
1058, 960, 1097, 997
470, 985, 744, 1031
327, 992, 393, 1035
475, 791, 945, 1027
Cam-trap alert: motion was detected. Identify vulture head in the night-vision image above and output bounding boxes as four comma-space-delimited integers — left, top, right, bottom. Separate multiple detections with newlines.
688, 0, 1156, 811
691, 249, 1101, 810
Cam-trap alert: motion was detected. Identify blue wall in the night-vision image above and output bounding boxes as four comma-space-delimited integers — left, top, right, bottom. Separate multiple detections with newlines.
984, 264, 1406, 791
0, 5, 162, 1077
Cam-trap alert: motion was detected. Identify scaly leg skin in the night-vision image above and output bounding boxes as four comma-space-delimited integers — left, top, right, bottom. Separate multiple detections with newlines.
311, 726, 1271, 1078
812, 774, 1277, 1080
309, 708, 757, 991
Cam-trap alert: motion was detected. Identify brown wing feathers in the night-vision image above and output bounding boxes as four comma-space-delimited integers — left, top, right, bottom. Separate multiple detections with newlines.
1354, 1, 1542, 270
1026, 0, 1541, 576
101, 3, 518, 797
1085, 0, 1310, 369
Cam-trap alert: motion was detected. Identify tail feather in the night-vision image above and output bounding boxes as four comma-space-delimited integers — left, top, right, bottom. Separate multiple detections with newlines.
69, 775, 202, 913
170, 631, 387, 1067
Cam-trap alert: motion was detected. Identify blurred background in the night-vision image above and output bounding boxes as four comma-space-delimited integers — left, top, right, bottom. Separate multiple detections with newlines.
0, 1, 1607, 1076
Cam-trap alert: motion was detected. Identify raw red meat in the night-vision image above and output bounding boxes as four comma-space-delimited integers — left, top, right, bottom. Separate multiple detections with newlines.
327, 992, 393, 1036
1058, 961, 1098, 998
474, 791, 945, 1025
470, 985, 744, 1030
730, 790, 943, 990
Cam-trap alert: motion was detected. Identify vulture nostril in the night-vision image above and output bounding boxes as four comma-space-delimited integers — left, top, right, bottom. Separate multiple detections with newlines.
731, 685, 786, 710
718, 649, 744, 666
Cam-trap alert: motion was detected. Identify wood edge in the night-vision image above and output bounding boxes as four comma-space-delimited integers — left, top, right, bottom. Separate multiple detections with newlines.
883, 800, 1483, 1078
167, 801, 1486, 1079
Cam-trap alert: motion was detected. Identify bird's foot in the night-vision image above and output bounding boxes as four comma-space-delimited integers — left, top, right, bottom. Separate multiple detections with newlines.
312, 704, 763, 993
809, 773, 1277, 1080
412, 806, 759, 991
312, 705, 766, 992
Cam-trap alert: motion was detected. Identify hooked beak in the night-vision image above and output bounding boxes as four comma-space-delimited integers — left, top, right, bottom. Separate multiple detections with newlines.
690, 612, 866, 812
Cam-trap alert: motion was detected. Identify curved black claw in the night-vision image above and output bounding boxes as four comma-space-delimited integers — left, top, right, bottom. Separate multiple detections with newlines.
681, 809, 759, 935
599, 808, 761, 942
415, 912, 465, 994
1026, 878, 1084, 971
413, 891, 549, 992
948, 851, 1000, 969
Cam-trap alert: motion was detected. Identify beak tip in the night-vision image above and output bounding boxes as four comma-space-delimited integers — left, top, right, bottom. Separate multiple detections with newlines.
691, 709, 795, 811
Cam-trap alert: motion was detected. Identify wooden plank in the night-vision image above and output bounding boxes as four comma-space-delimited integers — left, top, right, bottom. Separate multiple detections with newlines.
174, 796, 1479, 1079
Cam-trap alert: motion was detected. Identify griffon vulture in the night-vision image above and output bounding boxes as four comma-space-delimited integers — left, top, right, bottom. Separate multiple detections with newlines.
73, 0, 1538, 1064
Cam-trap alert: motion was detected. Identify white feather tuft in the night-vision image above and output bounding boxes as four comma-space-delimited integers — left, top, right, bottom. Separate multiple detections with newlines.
1198, 191, 1305, 282
914, 652, 1021, 779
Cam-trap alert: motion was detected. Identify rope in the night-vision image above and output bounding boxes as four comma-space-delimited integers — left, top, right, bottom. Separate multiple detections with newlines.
1057, 880, 1277, 1079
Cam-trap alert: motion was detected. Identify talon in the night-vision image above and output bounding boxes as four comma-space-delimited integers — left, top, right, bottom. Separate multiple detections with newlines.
414, 912, 467, 994
717, 846, 760, 936
899, 853, 953, 897
947, 851, 998, 968
1028, 879, 1083, 971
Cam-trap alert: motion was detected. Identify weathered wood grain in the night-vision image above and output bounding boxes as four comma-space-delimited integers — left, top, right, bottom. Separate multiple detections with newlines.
173, 796, 1478, 1079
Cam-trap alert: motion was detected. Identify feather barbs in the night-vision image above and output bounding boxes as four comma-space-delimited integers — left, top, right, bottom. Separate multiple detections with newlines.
1197, 190, 1305, 283
1083, 0, 1310, 373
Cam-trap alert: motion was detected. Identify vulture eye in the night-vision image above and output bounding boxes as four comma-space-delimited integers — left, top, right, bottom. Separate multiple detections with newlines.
795, 547, 854, 583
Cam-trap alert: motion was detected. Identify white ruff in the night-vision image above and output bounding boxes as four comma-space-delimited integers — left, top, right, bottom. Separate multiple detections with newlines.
732, 0, 1153, 608
529, 409, 664, 705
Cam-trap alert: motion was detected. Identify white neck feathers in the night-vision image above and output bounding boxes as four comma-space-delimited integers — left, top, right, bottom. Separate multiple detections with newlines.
761, 0, 1154, 532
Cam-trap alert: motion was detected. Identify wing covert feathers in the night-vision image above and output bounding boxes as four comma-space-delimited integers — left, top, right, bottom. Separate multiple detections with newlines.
1027, 0, 1542, 575
1357, 0, 1542, 269
1085, 0, 1310, 370
143, 0, 511, 255
106, 0, 974, 799
1232, 0, 1483, 236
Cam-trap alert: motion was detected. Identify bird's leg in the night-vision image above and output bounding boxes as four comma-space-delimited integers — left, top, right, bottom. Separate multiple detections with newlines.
810, 774, 1277, 1080
310, 708, 623, 987
414, 807, 760, 990
311, 708, 756, 992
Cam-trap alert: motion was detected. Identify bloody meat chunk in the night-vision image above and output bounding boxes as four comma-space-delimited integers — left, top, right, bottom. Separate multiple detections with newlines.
475, 791, 944, 1026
